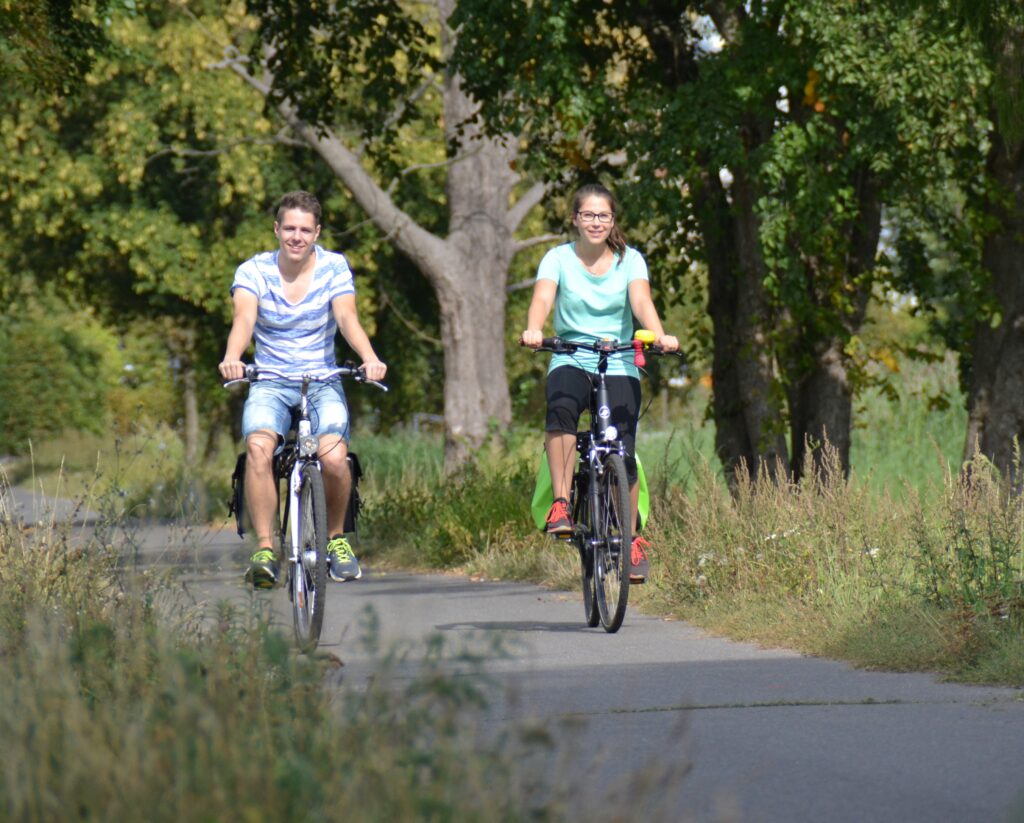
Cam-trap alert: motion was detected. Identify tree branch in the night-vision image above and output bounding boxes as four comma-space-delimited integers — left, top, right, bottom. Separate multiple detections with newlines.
513, 232, 563, 254
378, 286, 442, 346
143, 133, 305, 165
507, 180, 549, 232
506, 278, 535, 293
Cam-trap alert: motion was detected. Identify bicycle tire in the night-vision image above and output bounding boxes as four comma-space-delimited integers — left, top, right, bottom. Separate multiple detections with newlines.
593, 452, 631, 633
291, 464, 328, 651
572, 469, 599, 627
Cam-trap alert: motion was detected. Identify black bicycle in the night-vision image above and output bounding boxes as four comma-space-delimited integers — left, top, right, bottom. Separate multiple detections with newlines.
225, 364, 386, 651
532, 331, 678, 633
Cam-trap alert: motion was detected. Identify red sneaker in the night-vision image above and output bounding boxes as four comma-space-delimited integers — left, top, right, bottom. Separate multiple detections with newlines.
545, 497, 573, 535
630, 535, 651, 583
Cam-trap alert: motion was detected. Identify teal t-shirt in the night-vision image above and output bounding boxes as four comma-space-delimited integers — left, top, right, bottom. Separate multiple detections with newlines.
537, 242, 649, 377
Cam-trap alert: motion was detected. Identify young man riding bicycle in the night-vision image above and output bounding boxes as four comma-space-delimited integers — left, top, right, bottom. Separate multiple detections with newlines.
219, 191, 387, 589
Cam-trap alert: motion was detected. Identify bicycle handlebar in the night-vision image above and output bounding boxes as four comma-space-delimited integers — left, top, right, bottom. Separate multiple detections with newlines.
528, 335, 684, 364
222, 364, 389, 392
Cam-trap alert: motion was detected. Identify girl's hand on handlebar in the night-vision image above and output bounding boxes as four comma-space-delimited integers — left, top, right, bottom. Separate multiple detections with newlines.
219, 359, 247, 381
657, 334, 680, 353
520, 329, 543, 348
361, 359, 387, 382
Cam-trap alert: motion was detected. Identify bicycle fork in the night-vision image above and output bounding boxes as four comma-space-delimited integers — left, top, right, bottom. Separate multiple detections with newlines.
288, 414, 321, 576
589, 372, 624, 560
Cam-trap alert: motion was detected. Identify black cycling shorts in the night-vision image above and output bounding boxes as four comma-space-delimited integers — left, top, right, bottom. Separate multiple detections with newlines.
545, 365, 641, 484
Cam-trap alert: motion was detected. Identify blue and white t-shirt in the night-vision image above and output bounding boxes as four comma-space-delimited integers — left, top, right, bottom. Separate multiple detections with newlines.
231, 245, 355, 376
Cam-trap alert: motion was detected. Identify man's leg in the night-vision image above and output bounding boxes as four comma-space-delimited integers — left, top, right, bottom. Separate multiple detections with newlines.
319, 434, 361, 581
319, 435, 350, 537
245, 429, 280, 587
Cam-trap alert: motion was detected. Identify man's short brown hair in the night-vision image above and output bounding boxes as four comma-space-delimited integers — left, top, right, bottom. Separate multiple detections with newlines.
275, 191, 322, 225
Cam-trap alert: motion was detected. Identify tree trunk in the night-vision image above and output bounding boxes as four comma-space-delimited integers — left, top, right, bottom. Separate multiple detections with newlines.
790, 172, 880, 480
236, 2, 535, 471
964, 125, 1024, 476
168, 326, 200, 467
697, 165, 789, 488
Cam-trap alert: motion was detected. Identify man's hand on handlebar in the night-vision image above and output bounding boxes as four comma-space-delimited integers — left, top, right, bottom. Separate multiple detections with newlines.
361, 359, 387, 382
520, 329, 544, 348
219, 359, 247, 381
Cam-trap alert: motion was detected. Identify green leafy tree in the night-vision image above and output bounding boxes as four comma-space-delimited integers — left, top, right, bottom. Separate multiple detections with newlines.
952, 1, 1024, 475
0, 292, 120, 454
0, 0, 111, 94
0, 2, 373, 462
453, 0, 985, 483
210, 0, 558, 470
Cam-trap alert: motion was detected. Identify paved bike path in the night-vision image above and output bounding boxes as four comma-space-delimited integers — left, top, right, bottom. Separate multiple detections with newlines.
10, 504, 1023, 823
160, 524, 1024, 823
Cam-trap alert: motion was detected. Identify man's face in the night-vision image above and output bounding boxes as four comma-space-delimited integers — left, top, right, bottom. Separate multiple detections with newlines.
274, 208, 321, 265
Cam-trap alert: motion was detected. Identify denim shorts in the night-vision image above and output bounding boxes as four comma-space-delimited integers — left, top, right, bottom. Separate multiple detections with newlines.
242, 379, 350, 441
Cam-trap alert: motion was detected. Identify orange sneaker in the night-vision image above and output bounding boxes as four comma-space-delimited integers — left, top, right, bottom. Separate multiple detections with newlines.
630, 535, 651, 583
545, 497, 573, 535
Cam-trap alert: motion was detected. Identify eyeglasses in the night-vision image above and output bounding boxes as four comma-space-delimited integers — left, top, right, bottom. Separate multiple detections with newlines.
576, 211, 614, 224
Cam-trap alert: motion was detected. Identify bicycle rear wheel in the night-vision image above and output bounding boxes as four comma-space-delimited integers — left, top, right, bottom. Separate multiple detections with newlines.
593, 453, 631, 633
572, 469, 599, 627
291, 464, 328, 651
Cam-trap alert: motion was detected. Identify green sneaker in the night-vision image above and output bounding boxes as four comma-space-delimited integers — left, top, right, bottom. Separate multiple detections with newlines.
327, 535, 361, 582
245, 548, 279, 589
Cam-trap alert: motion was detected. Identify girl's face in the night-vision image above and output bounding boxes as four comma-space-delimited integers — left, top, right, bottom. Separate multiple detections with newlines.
573, 195, 615, 245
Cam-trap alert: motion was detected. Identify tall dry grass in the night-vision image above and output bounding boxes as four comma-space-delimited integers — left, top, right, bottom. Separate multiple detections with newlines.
639, 446, 1024, 682
0, 472, 689, 822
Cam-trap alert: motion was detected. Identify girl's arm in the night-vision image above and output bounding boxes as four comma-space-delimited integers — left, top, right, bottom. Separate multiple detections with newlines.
628, 279, 679, 351
521, 279, 558, 347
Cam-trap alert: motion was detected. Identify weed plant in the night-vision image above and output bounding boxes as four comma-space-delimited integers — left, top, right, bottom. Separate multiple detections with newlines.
363, 455, 537, 568
642, 445, 1024, 683
0, 473, 682, 822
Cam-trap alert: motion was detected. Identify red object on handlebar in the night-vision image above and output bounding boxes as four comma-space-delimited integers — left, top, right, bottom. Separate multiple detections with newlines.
632, 339, 646, 368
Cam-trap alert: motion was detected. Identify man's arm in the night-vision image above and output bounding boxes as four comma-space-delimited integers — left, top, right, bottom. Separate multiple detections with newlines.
331, 293, 387, 381
219, 289, 259, 380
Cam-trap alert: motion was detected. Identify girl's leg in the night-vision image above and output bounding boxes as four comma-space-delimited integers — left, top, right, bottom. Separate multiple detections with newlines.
544, 367, 591, 531
606, 374, 643, 536
546, 431, 577, 501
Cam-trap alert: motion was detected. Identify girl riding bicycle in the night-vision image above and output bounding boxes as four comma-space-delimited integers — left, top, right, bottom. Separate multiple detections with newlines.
520, 183, 679, 583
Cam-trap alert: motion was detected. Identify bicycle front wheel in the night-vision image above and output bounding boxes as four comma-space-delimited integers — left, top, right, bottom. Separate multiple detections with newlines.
593, 453, 632, 633
572, 470, 599, 627
292, 463, 328, 651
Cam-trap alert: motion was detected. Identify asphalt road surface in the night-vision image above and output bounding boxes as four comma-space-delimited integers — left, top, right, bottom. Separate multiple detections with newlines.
5, 487, 1023, 823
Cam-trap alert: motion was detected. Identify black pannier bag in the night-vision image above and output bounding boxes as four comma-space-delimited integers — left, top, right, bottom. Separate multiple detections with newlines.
344, 451, 363, 534
228, 450, 362, 537
228, 452, 247, 537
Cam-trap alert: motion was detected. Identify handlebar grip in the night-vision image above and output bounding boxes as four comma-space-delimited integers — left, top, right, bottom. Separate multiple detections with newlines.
632, 339, 646, 368
541, 336, 563, 349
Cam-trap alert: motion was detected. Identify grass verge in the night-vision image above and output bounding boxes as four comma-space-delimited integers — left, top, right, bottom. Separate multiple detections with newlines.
356, 437, 1024, 687
0, 470, 693, 821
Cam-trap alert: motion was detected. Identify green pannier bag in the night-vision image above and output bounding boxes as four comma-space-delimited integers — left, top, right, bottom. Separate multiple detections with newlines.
530, 451, 649, 532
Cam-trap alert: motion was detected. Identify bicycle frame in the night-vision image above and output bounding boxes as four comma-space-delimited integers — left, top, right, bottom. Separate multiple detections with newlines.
282, 375, 321, 572
531, 333, 681, 632
578, 347, 627, 551
224, 364, 386, 649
